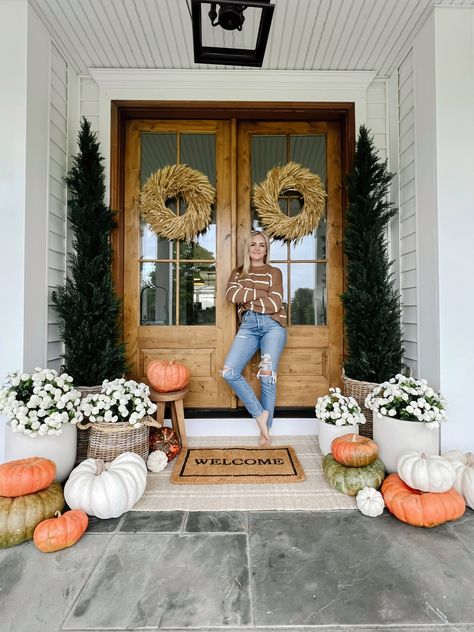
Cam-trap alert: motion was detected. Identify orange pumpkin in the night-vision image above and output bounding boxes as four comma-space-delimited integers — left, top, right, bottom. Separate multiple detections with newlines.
147, 360, 190, 393
381, 473, 465, 528
331, 434, 378, 467
33, 509, 88, 552
0, 457, 56, 497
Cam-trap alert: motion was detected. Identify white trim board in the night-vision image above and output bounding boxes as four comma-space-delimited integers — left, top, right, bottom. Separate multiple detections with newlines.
87, 68, 376, 203
162, 417, 317, 437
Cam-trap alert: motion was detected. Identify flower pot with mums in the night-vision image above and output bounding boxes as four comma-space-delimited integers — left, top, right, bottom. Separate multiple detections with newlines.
0, 369, 83, 482
315, 388, 366, 455
365, 374, 447, 473
78, 378, 158, 462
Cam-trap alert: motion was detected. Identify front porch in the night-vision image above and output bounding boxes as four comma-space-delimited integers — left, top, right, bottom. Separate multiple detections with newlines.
3, 504, 474, 630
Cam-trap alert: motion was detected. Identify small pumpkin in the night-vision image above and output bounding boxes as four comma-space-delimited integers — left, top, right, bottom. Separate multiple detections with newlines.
356, 486, 385, 517
442, 450, 474, 509
331, 434, 378, 467
0, 457, 56, 497
147, 450, 168, 473
149, 427, 181, 461
33, 509, 88, 553
381, 473, 465, 528
146, 359, 190, 393
0, 482, 65, 548
64, 452, 147, 519
397, 451, 456, 493
322, 454, 385, 496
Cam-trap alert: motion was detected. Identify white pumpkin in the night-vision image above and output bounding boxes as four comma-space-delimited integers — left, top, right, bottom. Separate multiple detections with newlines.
147, 450, 168, 473
356, 486, 385, 517
442, 450, 474, 509
64, 452, 147, 519
397, 451, 456, 493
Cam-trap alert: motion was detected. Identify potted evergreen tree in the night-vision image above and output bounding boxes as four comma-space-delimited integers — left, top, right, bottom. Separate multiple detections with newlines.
341, 125, 404, 437
53, 118, 127, 460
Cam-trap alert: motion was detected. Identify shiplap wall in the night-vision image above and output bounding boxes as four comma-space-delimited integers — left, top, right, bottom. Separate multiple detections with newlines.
366, 79, 387, 160
47, 43, 68, 371
398, 51, 418, 376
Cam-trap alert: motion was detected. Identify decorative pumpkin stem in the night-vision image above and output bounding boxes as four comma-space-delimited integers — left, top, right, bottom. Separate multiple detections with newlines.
54, 511, 62, 518
95, 460, 107, 475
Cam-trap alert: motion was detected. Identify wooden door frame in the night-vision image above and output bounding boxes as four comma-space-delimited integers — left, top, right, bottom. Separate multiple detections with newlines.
110, 101, 355, 302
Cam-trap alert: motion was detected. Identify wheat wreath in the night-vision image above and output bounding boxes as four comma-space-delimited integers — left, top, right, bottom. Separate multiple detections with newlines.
253, 161, 327, 243
139, 164, 215, 242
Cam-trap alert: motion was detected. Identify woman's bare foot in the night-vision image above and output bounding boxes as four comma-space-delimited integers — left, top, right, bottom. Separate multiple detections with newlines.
255, 410, 271, 447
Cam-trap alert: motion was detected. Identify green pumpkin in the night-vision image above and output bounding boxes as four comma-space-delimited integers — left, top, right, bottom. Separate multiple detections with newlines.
322, 455, 385, 496
0, 482, 65, 548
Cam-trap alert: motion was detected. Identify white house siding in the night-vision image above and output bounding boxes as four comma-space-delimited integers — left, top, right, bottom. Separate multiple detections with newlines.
47, 44, 69, 371
397, 51, 418, 376
366, 79, 387, 160
80, 77, 100, 134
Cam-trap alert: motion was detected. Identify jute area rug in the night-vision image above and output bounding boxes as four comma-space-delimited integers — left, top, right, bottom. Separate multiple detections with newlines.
132, 436, 356, 512
171, 446, 305, 484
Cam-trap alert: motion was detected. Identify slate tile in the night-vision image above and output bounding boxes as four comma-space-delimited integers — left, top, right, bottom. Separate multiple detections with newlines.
86, 514, 122, 534
248, 510, 474, 627
185, 511, 248, 532
119, 510, 184, 532
62, 533, 251, 629
446, 508, 474, 552
0, 535, 111, 632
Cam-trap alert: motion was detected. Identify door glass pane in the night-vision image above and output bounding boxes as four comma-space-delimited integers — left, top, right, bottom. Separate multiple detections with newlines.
140, 262, 176, 325
290, 263, 326, 325
140, 131, 217, 326
252, 136, 286, 184
290, 217, 327, 260
290, 135, 326, 183
179, 263, 216, 325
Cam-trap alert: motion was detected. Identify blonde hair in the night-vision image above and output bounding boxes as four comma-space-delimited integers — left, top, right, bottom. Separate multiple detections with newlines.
241, 230, 271, 275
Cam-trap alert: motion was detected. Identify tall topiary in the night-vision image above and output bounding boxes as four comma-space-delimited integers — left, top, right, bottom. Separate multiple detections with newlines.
341, 125, 403, 383
52, 118, 127, 385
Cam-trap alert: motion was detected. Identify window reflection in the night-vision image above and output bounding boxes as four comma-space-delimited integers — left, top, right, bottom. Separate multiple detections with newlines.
140, 262, 176, 325
291, 263, 326, 325
179, 264, 216, 325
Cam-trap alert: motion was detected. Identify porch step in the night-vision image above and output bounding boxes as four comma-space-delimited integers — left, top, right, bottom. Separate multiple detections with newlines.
162, 416, 317, 437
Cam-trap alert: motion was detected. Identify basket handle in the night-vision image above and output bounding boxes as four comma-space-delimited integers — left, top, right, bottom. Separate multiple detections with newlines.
77, 415, 160, 431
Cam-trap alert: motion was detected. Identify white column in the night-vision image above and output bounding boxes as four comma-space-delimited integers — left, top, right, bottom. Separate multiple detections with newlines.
414, 7, 474, 451
0, 1, 51, 459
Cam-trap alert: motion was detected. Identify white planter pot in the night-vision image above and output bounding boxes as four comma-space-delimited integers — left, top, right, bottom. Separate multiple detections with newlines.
4, 423, 77, 483
317, 420, 359, 455
373, 414, 440, 474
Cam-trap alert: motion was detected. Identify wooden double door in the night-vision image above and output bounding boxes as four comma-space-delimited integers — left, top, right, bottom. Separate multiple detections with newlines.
123, 118, 343, 409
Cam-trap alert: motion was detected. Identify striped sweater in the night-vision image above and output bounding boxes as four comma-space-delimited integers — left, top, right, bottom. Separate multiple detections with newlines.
225, 264, 287, 327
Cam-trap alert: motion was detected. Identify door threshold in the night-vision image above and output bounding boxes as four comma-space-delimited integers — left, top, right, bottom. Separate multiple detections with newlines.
161, 417, 317, 436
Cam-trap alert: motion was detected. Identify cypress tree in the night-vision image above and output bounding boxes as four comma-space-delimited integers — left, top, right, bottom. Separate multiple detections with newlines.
52, 118, 127, 385
341, 125, 403, 383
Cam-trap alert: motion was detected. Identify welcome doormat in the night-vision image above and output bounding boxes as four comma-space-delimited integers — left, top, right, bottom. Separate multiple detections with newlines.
171, 446, 305, 484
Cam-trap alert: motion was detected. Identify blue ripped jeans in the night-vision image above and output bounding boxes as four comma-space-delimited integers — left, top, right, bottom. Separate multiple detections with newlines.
222, 311, 287, 428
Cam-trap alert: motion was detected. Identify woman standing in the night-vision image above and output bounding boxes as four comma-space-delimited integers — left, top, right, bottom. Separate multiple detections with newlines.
222, 230, 287, 447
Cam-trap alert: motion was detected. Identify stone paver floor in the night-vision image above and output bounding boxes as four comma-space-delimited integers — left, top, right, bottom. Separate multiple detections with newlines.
1, 508, 473, 632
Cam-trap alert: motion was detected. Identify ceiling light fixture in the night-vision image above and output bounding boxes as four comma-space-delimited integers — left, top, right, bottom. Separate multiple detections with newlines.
191, 0, 275, 67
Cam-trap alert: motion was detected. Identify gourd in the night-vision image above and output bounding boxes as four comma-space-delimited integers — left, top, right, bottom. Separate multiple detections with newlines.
331, 434, 378, 467
64, 452, 147, 519
147, 450, 168, 473
0, 457, 56, 497
397, 451, 456, 493
381, 473, 465, 528
33, 509, 88, 553
442, 450, 474, 509
146, 359, 190, 393
149, 427, 181, 461
356, 486, 385, 517
322, 454, 385, 496
0, 482, 65, 548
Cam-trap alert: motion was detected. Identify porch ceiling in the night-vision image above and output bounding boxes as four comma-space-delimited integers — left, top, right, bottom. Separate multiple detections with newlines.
30, 0, 473, 77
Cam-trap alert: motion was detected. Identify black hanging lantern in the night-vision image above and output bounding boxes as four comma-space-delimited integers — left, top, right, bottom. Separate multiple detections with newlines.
191, 0, 275, 67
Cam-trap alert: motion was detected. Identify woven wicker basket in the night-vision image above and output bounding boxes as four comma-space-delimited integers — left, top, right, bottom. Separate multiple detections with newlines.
341, 370, 378, 439
85, 416, 159, 462
75, 385, 102, 466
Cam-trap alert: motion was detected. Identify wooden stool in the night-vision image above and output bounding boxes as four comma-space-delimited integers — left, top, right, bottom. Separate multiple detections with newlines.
148, 387, 189, 447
